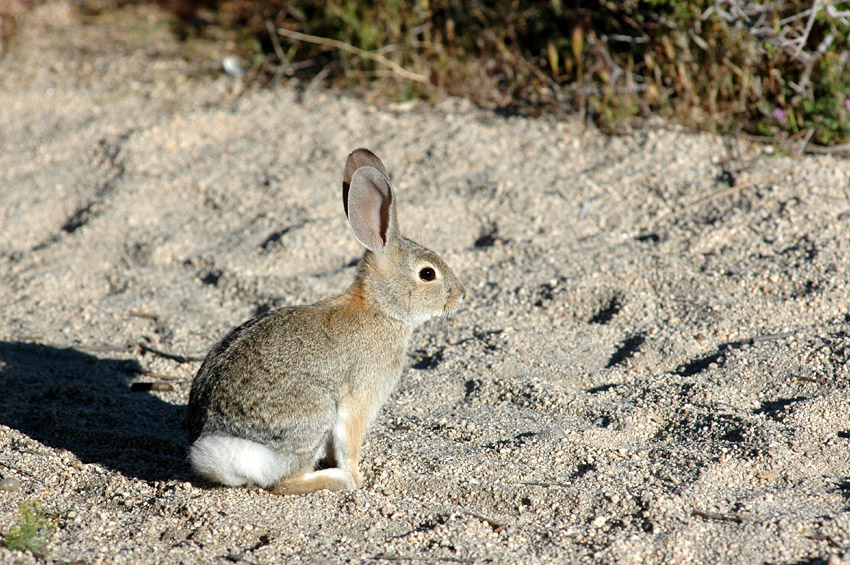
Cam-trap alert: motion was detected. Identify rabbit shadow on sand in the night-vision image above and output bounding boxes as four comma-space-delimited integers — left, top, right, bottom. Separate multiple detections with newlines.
0, 341, 190, 482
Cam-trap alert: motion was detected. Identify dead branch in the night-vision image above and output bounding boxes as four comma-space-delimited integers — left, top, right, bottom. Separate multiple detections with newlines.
136, 343, 204, 363
276, 27, 428, 84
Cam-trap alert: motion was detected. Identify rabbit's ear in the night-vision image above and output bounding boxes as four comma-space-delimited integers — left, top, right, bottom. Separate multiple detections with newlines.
347, 166, 398, 253
343, 148, 388, 219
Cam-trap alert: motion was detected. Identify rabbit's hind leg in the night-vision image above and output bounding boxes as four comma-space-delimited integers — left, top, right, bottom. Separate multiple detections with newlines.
271, 401, 368, 495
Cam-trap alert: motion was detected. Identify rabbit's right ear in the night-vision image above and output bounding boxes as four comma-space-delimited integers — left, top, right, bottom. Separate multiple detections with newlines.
347, 166, 398, 253
343, 148, 387, 219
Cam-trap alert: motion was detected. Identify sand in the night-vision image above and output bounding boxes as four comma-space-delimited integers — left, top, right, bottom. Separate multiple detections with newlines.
1, 2, 848, 563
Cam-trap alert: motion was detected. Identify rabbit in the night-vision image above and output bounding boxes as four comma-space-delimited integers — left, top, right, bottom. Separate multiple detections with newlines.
187, 148, 466, 495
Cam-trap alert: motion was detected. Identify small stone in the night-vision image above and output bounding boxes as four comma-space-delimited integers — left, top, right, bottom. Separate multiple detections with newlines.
0, 477, 22, 492
222, 56, 246, 77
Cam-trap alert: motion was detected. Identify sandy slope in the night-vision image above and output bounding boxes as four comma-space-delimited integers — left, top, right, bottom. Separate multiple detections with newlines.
1, 2, 849, 563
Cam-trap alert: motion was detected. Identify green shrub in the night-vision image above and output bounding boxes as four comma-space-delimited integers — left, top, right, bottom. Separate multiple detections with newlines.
2, 500, 56, 558
135, 1, 850, 146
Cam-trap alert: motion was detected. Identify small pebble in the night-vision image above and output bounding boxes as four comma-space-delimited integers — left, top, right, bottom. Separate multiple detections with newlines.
222, 56, 246, 77
0, 477, 22, 492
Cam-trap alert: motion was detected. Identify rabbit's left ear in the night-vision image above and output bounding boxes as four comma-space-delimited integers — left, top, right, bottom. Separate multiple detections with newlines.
343, 148, 388, 219
346, 166, 398, 253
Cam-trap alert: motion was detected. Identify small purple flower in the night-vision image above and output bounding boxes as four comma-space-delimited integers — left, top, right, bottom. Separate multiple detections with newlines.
773, 107, 786, 120
845, 98, 850, 112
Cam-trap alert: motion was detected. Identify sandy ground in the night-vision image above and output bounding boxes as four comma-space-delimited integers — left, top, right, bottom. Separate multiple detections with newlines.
1, 2, 849, 563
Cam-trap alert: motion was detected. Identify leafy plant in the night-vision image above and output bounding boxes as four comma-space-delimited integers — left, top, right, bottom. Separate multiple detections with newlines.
2, 500, 56, 557
110, 0, 850, 147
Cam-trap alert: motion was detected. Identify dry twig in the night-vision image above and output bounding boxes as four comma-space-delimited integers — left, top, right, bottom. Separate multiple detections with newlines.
692, 508, 750, 523
136, 343, 204, 363
514, 480, 571, 488
0, 459, 44, 484
795, 375, 829, 386
645, 167, 791, 231
740, 331, 797, 345
794, 128, 816, 156
266, 18, 288, 64
129, 309, 159, 321
463, 511, 506, 533
372, 554, 475, 563
804, 143, 850, 156
128, 367, 185, 381
276, 27, 428, 84
130, 382, 175, 392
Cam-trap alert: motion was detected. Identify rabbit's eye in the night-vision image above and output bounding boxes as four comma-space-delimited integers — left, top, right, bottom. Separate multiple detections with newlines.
419, 267, 436, 281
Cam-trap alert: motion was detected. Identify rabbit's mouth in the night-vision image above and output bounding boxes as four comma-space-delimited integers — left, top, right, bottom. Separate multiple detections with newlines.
443, 290, 466, 314
398, 299, 462, 327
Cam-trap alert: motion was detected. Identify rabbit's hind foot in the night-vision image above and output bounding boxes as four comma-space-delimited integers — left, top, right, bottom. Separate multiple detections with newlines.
272, 468, 357, 495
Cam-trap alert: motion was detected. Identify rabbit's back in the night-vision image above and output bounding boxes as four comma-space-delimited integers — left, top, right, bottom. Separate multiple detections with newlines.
187, 300, 410, 450
188, 306, 350, 448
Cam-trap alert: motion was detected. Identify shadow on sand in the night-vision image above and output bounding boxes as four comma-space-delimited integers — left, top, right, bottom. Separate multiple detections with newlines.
0, 341, 189, 482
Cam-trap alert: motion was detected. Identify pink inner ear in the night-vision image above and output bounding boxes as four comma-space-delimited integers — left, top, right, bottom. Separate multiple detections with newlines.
347, 167, 394, 252
350, 186, 385, 250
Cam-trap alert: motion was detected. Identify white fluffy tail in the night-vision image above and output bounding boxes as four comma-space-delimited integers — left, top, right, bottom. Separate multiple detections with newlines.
189, 435, 293, 488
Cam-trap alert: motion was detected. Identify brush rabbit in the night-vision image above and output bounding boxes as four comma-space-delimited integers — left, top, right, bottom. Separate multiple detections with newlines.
187, 148, 466, 495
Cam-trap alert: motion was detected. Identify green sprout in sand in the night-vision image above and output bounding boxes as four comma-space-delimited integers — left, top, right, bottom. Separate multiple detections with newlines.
2, 500, 57, 557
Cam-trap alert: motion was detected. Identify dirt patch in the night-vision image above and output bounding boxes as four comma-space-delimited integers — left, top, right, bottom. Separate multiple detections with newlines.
1, 2, 849, 563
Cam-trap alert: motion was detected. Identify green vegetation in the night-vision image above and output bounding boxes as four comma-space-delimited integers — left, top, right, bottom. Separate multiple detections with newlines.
2, 500, 56, 558
103, 1, 850, 147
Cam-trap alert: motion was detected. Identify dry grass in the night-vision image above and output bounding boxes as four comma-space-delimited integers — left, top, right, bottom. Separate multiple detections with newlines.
7, 0, 850, 150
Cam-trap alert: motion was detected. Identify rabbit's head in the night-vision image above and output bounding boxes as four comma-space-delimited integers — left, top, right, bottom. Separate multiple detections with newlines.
343, 149, 466, 327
